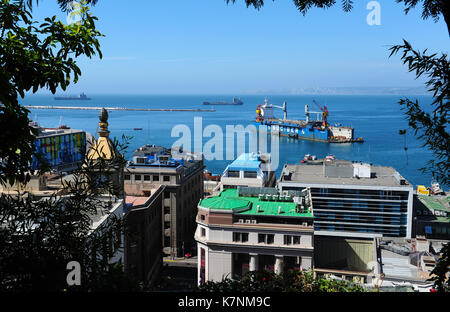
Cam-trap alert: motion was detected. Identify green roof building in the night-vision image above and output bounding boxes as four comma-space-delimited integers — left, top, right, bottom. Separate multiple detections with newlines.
195, 187, 314, 285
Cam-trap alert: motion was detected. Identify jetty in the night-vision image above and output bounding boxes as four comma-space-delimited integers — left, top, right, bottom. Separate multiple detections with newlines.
25, 105, 215, 112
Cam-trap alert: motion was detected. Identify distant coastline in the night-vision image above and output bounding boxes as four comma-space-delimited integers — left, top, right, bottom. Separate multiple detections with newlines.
241, 86, 431, 96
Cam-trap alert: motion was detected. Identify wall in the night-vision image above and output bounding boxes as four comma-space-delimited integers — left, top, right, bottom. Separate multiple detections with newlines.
314, 236, 375, 272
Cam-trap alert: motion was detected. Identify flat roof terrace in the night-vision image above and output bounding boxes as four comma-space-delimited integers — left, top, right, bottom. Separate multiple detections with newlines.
227, 153, 262, 172
280, 164, 412, 188
198, 189, 313, 218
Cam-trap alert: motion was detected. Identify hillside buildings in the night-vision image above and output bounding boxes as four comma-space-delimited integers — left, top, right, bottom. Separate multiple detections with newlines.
124, 185, 165, 286
278, 160, 414, 238
277, 159, 416, 283
124, 144, 204, 257
29, 121, 86, 173
413, 193, 450, 240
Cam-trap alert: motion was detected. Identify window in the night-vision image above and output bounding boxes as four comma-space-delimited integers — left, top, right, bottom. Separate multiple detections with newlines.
293, 236, 301, 245
258, 234, 264, 243
153, 175, 160, 181
284, 235, 292, 245
228, 170, 240, 178
201, 227, 206, 237
258, 234, 274, 244
163, 176, 170, 182
164, 236, 170, 247
134, 174, 141, 181
233, 232, 249, 243
200, 214, 206, 221
244, 171, 257, 178
144, 175, 150, 181
136, 158, 145, 164
124, 174, 131, 180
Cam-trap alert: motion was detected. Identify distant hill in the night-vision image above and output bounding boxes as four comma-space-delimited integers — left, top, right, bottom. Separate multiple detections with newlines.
243, 86, 431, 96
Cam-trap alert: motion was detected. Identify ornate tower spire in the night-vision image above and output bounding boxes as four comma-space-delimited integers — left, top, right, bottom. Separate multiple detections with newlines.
85, 107, 125, 198
98, 108, 110, 138
87, 108, 118, 160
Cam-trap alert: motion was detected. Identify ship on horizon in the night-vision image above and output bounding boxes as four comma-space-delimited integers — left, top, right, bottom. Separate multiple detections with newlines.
255, 99, 363, 144
54, 92, 91, 100
203, 97, 243, 105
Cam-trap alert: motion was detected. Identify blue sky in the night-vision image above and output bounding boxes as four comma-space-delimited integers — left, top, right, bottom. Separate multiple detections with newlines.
31, 0, 449, 95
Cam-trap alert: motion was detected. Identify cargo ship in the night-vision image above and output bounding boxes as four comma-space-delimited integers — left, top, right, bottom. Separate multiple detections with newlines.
203, 97, 243, 105
54, 92, 91, 100
254, 99, 363, 143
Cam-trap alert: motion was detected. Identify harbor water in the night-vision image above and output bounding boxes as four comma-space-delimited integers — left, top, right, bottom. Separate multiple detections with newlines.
21, 94, 437, 187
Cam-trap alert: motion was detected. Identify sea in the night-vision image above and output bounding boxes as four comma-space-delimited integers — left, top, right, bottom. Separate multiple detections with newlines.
20, 94, 437, 188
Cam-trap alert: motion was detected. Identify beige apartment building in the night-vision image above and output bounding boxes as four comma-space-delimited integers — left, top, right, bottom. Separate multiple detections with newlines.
124, 145, 204, 257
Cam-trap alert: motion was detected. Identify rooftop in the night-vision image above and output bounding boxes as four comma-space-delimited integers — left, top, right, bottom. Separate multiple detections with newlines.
227, 153, 265, 172
127, 145, 203, 170
126, 196, 152, 207
198, 188, 313, 218
417, 194, 450, 223
418, 194, 450, 212
133, 145, 169, 158
87, 196, 123, 232
30, 122, 85, 137
279, 162, 412, 187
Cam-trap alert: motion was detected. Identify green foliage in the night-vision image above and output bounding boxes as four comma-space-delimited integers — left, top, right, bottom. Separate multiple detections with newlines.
0, 136, 140, 291
397, 0, 450, 32
428, 242, 450, 292
0, 0, 103, 186
389, 41, 449, 186
197, 270, 366, 292
225, 0, 352, 14
0, 1, 140, 291
226, 0, 450, 21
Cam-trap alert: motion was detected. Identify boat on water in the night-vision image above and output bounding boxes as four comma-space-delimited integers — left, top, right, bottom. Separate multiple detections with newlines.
300, 154, 335, 164
133, 128, 143, 131
54, 92, 91, 100
203, 97, 243, 105
254, 99, 364, 143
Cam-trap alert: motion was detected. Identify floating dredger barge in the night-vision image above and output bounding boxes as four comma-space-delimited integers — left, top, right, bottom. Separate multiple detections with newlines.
254, 99, 363, 143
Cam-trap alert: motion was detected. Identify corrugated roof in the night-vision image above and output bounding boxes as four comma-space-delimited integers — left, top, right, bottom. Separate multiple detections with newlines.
418, 195, 449, 212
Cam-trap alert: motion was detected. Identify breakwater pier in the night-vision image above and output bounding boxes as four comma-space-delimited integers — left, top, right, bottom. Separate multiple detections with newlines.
25, 105, 215, 112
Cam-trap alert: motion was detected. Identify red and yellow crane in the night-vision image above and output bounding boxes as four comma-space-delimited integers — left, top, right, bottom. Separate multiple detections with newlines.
312, 100, 329, 128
